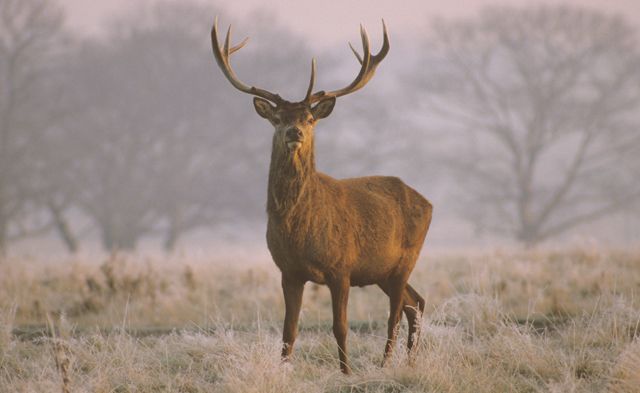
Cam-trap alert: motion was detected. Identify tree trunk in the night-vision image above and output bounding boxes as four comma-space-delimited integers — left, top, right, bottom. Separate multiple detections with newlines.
0, 184, 7, 257
100, 218, 139, 252
163, 207, 183, 253
164, 225, 179, 253
518, 222, 541, 249
0, 136, 8, 258
48, 202, 78, 254
0, 215, 7, 258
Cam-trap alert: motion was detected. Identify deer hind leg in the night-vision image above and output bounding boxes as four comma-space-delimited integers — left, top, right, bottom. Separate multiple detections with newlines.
380, 276, 408, 366
329, 277, 351, 374
404, 283, 425, 358
377, 283, 425, 356
281, 276, 304, 361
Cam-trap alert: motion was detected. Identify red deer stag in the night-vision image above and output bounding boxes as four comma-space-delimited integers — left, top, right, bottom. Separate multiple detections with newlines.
211, 18, 432, 374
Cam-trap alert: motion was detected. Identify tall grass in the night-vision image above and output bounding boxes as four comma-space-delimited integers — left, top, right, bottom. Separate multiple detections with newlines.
1, 249, 639, 391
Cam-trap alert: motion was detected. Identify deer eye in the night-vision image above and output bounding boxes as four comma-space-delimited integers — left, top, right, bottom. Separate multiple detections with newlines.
307, 117, 314, 124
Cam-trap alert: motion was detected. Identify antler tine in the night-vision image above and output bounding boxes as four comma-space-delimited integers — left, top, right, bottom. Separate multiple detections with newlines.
304, 58, 317, 102
376, 19, 390, 62
307, 20, 389, 103
211, 17, 282, 104
348, 42, 363, 65
360, 24, 372, 66
229, 37, 249, 55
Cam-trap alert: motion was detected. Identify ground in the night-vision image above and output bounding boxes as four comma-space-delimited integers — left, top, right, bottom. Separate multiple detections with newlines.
1, 248, 639, 392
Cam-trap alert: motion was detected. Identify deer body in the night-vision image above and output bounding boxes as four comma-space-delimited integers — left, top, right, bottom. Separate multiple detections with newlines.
267, 172, 430, 287
211, 19, 432, 374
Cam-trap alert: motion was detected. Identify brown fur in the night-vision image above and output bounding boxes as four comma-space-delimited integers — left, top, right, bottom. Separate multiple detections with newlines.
258, 99, 433, 374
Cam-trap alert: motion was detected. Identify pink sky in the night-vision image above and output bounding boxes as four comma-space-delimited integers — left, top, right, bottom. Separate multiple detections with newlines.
60, 0, 640, 48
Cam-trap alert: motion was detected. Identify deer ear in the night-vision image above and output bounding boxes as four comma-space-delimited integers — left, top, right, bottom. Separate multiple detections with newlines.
311, 97, 336, 120
253, 97, 276, 119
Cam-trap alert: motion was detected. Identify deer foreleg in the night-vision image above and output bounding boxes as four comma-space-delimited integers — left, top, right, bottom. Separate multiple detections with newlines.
329, 277, 351, 374
281, 276, 304, 361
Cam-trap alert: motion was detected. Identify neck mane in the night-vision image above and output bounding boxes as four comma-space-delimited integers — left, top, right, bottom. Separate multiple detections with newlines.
267, 137, 317, 219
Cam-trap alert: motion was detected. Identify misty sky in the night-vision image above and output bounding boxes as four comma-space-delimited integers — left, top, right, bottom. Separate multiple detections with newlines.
60, 0, 640, 48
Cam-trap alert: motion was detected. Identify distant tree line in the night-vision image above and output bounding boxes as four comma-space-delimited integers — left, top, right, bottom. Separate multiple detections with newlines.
0, 0, 639, 255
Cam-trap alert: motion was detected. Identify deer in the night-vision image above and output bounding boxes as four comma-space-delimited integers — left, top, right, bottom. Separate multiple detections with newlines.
211, 17, 432, 374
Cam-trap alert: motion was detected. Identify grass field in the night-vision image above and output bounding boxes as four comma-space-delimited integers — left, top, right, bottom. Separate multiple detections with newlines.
1, 248, 640, 392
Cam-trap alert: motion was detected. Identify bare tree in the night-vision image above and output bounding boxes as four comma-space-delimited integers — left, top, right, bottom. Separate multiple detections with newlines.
0, 0, 67, 255
63, 29, 189, 251
61, 3, 310, 251
413, 5, 640, 246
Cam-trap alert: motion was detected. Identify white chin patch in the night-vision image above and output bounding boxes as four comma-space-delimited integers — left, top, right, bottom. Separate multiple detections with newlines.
287, 141, 302, 150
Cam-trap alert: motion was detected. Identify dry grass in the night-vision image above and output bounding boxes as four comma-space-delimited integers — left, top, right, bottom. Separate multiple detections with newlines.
1, 248, 640, 392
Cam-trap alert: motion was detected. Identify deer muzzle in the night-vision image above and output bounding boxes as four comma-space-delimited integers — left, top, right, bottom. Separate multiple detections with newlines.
285, 127, 304, 150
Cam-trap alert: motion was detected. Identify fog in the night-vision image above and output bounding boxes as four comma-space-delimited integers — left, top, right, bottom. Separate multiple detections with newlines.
1, 0, 639, 256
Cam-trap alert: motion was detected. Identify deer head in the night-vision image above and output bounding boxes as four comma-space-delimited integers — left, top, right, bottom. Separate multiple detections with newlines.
210, 17, 389, 155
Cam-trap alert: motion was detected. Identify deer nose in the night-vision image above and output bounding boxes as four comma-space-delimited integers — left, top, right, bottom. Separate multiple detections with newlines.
286, 127, 304, 141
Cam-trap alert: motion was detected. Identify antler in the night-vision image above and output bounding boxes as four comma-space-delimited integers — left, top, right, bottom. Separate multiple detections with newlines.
211, 17, 283, 104
305, 20, 389, 104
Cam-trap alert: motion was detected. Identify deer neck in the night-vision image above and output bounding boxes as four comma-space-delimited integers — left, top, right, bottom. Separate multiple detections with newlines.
267, 138, 318, 219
